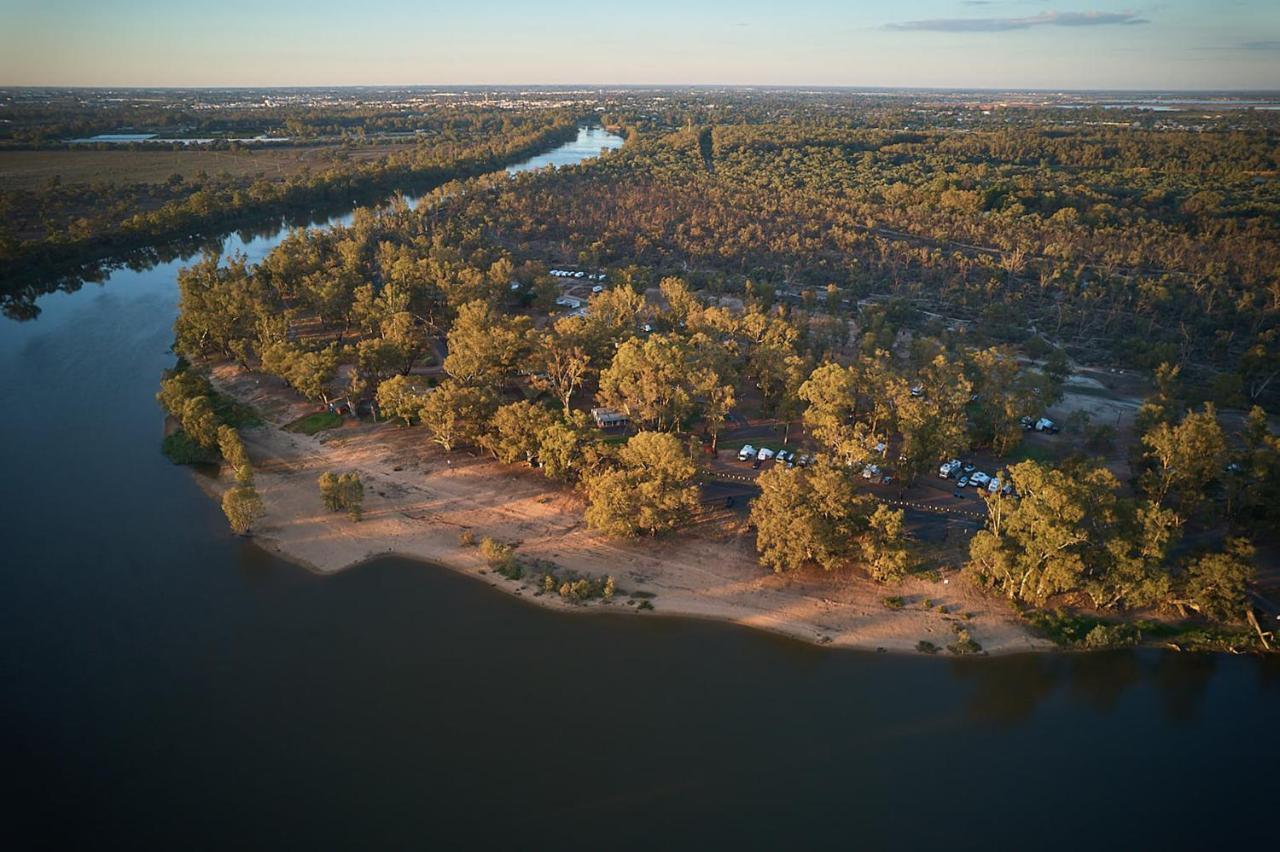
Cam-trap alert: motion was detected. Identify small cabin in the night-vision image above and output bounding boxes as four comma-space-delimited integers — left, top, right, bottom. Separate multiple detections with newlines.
591, 407, 629, 429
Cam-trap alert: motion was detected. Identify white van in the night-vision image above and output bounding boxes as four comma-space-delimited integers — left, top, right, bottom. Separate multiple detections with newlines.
737, 444, 756, 462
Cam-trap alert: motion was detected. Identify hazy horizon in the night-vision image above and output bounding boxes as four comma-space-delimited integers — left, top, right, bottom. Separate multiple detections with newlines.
2, 1, 1277, 91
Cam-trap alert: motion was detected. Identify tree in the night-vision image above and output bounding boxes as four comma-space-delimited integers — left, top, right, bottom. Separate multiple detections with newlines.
862, 505, 910, 582
750, 462, 877, 574
417, 380, 494, 452
894, 354, 972, 483
376, 374, 429, 427
531, 338, 591, 417
537, 412, 603, 482
1140, 403, 1227, 514
173, 252, 262, 363
1177, 539, 1255, 622
318, 471, 364, 520
482, 401, 556, 465
287, 344, 340, 405
180, 395, 220, 449
967, 460, 1123, 606
157, 369, 213, 418
222, 484, 265, 535
966, 348, 1043, 456
217, 425, 252, 483
318, 471, 342, 511
596, 334, 697, 431
584, 432, 699, 536
338, 473, 364, 521
443, 300, 531, 385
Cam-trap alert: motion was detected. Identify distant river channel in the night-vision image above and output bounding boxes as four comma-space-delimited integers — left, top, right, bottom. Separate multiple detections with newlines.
1, 125, 1276, 850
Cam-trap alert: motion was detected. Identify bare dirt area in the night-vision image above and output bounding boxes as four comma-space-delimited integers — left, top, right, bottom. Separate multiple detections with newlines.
205, 364, 1050, 655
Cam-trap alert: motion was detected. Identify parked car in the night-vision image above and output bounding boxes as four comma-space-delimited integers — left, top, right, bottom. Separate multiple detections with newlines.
962, 463, 976, 475
862, 464, 881, 480
737, 444, 756, 462
957, 476, 970, 488
757, 447, 775, 461
988, 477, 1002, 493
591, 285, 604, 293
1035, 417, 1059, 434
971, 471, 991, 487
796, 454, 811, 467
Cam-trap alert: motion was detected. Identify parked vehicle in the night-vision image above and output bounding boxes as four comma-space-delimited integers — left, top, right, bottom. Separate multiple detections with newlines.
757, 447, 775, 461
971, 471, 991, 487
988, 477, 1002, 493
737, 444, 756, 462
591, 285, 604, 293
862, 464, 881, 480
1035, 417, 1059, 434
962, 463, 976, 475
939, 459, 961, 478
957, 476, 969, 488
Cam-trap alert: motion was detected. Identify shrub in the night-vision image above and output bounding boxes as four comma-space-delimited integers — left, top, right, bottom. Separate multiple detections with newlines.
948, 627, 983, 655
479, 537, 521, 579
882, 596, 905, 610
459, 529, 477, 547
916, 640, 939, 654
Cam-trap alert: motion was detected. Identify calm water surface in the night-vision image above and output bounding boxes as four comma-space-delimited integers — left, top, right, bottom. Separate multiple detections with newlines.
1, 127, 1276, 851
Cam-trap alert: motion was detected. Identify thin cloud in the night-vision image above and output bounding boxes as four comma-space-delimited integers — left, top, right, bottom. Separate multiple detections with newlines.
886, 11, 1150, 33
1241, 40, 1280, 51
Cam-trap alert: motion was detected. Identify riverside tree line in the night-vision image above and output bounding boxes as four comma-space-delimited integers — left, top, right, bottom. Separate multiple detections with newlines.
155, 96, 1278, 642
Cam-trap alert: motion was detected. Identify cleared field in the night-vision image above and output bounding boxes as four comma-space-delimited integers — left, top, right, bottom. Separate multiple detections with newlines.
0, 143, 412, 190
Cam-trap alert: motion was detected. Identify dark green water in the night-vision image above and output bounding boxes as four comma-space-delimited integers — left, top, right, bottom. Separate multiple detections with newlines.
1, 130, 1277, 850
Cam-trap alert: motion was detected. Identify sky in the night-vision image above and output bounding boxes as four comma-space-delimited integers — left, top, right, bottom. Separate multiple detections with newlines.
1, 0, 1277, 90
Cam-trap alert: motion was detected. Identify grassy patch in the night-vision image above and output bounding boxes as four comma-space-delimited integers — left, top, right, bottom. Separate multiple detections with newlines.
916, 640, 939, 654
882, 595, 905, 610
284, 410, 342, 435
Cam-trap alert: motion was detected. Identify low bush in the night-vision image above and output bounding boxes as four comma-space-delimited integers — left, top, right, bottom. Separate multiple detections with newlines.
162, 430, 220, 465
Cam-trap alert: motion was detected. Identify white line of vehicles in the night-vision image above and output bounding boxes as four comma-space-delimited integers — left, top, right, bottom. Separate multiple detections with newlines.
938, 459, 1015, 495
550, 269, 606, 282
736, 444, 812, 470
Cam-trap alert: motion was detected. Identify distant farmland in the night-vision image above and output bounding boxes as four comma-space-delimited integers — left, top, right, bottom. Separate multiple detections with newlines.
0, 143, 411, 191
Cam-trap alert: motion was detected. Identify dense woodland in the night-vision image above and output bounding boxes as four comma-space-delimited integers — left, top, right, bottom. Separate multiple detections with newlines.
16, 88, 1276, 647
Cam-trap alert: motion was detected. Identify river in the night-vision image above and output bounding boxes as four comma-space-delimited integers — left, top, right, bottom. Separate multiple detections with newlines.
1, 126, 1276, 850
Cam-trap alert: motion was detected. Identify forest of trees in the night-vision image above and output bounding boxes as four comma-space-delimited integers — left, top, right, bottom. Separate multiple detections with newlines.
145, 89, 1279, 646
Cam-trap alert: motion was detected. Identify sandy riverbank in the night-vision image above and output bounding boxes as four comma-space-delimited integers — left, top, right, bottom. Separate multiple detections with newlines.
202, 365, 1051, 655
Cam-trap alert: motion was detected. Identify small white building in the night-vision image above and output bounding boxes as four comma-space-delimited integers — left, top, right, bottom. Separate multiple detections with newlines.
554, 295, 584, 310
591, 407, 629, 429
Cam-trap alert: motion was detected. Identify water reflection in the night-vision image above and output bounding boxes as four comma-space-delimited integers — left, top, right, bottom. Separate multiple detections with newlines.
947, 649, 1250, 727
